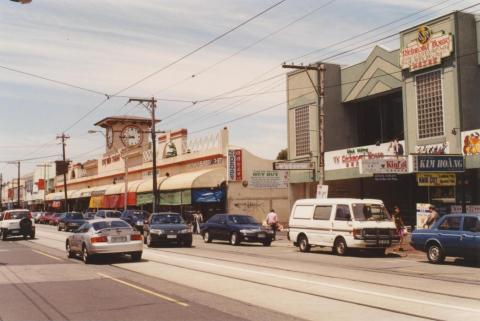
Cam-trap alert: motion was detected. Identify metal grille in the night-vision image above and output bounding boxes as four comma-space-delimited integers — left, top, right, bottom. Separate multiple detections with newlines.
416, 70, 444, 139
295, 106, 310, 157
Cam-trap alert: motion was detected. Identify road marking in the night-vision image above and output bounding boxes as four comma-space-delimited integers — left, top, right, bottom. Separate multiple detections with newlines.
96, 272, 189, 307
32, 250, 63, 261
150, 252, 480, 314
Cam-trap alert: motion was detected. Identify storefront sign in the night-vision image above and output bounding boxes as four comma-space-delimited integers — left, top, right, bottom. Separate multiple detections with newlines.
273, 162, 314, 170
467, 205, 480, 213
415, 142, 449, 155
359, 157, 408, 174
462, 129, 480, 155
192, 189, 225, 203
228, 149, 242, 181
250, 170, 288, 189
374, 174, 398, 181
416, 173, 456, 186
400, 28, 453, 72
316, 185, 328, 199
325, 140, 404, 171
101, 153, 121, 166
189, 157, 224, 169
450, 205, 480, 214
412, 155, 465, 172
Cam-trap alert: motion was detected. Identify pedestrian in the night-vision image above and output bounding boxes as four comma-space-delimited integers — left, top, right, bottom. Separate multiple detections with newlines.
392, 206, 405, 251
194, 210, 203, 234
423, 205, 439, 229
265, 209, 278, 239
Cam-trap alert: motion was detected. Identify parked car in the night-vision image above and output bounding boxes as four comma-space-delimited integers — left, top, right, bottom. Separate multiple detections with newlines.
288, 198, 399, 255
121, 210, 149, 233
32, 212, 43, 223
39, 212, 54, 224
83, 212, 96, 220
58, 212, 87, 232
49, 213, 64, 226
411, 214, 480, 264
0, 209, 35, 240
143, 212, 192, 247
65, 218, 143, 264
94, 210, 121, 219
201, 214, 274, 246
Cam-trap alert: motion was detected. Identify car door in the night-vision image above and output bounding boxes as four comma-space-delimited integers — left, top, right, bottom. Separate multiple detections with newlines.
461, 216, 480, 259
331, 204, 353, 241
311, 205, 333, 246
71, 223, 88, 251
217, 215, 230, 240
436, 216, 462, 256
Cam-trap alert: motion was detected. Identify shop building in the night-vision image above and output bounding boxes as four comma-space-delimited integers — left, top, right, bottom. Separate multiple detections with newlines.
286, 12, 480, 225
45, 116, 289, 223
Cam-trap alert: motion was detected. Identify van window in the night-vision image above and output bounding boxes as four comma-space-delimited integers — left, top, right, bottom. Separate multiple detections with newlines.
352, 204, 390, 221
335, 205, 351, 221
293, 205, 313, 219
313, 206, 332, 220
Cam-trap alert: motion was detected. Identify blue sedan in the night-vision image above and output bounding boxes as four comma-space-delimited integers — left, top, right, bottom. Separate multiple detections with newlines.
411, 214, 480, 264
200, 214, 274, 246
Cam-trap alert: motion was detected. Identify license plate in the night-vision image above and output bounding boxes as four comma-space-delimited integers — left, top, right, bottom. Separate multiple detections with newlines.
167, 234, 177, 239
111, 236, 127, 243
379, 240, 389, 245
11, 230, 19, 234
257, 233, 266, 238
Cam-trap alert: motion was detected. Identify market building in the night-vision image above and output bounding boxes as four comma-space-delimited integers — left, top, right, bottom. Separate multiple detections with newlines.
44, 116, 289, 223
286, 12, 480, 225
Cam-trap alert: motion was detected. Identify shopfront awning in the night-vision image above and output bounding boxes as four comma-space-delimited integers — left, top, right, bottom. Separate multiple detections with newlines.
160, 168, 225, 191
137, 176, 168, 193
105, 183, 125, 196
45, 192, 65, 201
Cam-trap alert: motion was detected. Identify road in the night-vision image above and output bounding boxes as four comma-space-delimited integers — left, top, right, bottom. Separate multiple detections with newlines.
1, 224, 479, 321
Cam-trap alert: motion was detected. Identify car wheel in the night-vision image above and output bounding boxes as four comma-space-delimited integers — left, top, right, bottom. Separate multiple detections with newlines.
298, 235, 310, 253
262, 240, 272, 246
334, 238, 348, 256
427, 243, 445, 264
82, 245, 92, 264
203, 231, 212, 243
146, 233, 154, 248
131, 251, 142, 262
66, 241, 75, 258
230, 232, 240, 246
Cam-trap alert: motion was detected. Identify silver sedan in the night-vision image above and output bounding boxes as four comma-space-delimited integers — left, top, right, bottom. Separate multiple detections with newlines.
66, 218, 143, 264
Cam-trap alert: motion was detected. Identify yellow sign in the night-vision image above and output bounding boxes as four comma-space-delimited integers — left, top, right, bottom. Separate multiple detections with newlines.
417, 26, 431, 44
416, 173, 456, 187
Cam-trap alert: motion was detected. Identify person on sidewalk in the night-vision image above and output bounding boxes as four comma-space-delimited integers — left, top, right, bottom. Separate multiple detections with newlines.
392, 206, 406, 251
423, 205, 439, 229
265, 209, 278, 239
194, 210, 203, 234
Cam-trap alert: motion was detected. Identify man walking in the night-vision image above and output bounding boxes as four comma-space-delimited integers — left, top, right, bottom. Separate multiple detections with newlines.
266, 209, 278, 239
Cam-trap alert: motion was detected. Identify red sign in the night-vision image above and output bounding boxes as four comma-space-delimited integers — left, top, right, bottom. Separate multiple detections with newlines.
37, 179, 45, 190
228, 149, 243, 181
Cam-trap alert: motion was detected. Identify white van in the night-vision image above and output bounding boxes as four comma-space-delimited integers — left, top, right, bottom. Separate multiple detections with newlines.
288, 198, 399, 255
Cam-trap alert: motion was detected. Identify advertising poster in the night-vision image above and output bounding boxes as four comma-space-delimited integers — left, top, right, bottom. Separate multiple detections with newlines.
416, 203, 431, 228
250, 170, 288, 189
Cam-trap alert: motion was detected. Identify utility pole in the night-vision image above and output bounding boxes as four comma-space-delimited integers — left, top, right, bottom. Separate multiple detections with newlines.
128, 97, 159, 213
17, 161, 20, 208
282, 63, 326, 186
56, 133, 70, 211
37, 163, 52, 211
0, 173, 3, 210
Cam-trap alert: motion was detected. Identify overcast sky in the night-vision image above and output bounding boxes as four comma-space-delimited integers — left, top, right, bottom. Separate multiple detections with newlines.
0, 0, 478, 180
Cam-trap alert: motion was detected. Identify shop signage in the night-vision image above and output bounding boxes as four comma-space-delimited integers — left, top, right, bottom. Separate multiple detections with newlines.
461, 129, 480, 155
467, 205, 480, 213
451, 205, 480, 214
316, 184, 328, 199
228, 149, 242, 181
250, 170, 288, 189
400, 27, 453, 72
189, 156, 224, 169
374, 174, 398, 181
359, 157, 407, 174
416, 173, 456, 186
273, 162, 314, 170
325, 140, 404, 171
412, 155, 464, 172
101, 153, 121, 166
415, 142, 449, 155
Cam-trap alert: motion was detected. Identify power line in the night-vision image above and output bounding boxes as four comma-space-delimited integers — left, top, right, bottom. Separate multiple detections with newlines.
0, 153, 60, 163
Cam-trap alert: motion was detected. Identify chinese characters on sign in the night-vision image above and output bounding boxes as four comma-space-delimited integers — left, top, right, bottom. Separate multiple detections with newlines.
228, 149, 242, 181
359, 158, 408, 174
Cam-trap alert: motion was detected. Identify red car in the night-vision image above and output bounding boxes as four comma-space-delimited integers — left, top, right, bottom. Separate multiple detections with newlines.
49, 213, 63, 226
39, 212, 54, 224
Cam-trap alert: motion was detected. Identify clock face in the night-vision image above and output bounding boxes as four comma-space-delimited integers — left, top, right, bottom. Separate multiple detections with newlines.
121, 126, 142, 147
106, 127, 113, 148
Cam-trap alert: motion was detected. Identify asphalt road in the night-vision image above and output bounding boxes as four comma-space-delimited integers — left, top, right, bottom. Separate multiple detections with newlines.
2, 224, 480, 321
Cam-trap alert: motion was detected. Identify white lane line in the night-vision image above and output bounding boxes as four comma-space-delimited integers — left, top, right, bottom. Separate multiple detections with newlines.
32, 250, 63, 261
149, 252, 480, 314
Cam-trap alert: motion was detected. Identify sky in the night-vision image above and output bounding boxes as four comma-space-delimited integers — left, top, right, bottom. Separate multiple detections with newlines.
0, 0, 479, 180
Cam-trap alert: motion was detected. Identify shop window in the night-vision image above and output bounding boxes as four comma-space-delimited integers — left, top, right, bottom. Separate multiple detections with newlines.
416, 70, 444, 139
295, 105, 310, 157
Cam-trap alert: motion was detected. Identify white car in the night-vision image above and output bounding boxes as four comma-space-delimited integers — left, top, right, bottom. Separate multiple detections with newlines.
0, 209, 36, 241
66, 218, 143, 264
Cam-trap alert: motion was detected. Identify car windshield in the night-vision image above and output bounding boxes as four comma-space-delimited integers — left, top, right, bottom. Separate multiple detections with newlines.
8, 211, 29, 219
228, 215, 258, 225
69, 213, 84, 219
105, 211, 121, 218
352, 204, 390, 221
92, 220, 130, 231
151, 214, 183, 224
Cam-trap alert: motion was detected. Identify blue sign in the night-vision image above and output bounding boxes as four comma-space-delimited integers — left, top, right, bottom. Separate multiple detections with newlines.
413, 155, 465, 172
192, 189, 225, 203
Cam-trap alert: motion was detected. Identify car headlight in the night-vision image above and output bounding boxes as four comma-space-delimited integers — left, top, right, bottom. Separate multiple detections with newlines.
179, 228, 191, 234
150, 229, 165, 234
240, 229, 256, 234
136, 220, 143, 225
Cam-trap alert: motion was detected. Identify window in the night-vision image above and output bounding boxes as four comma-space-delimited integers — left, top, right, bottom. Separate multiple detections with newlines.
335, 205, 351, 221
313, 206, 332, 220
438, 217, 461, 231
295, 105, 310, 156
293, 205, 313, 219
416, 70, 444, 139
463, 217, 480, 233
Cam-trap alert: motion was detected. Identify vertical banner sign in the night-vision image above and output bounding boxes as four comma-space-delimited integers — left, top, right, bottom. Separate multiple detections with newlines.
316, 185, 328, 199
228, 149, 243, 181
